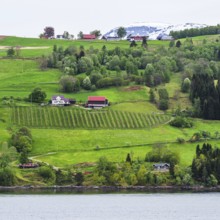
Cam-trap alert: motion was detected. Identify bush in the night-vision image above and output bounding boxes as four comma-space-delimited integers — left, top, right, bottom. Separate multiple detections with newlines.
159, 99, 168, 110
59, 75, 80, 93
96, 77, 124, 88
11, 127, 32, 153
170, 116, 193, 128
38, 166, 56, 183
0, 168, 16, 186
176, 137, 185, 144
56, 169, 73, 185
145, 146, 180, 165
28, 88, 46, 103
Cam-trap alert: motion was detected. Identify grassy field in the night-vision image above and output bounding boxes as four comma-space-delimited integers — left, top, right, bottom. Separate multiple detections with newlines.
0, 36, 170, 49
30, 119, 220, 168
0, 59, 61, 99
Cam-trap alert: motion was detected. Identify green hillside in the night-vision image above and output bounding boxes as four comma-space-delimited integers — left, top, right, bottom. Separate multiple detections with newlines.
1, 35, 220, 186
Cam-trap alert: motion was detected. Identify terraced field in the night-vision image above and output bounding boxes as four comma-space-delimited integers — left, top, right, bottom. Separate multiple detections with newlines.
11, 107, 171, 129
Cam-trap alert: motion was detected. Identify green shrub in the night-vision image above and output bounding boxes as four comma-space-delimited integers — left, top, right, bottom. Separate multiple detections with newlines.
38, 166, 56, 183
170, 116, 193, 128
0, 168, 16, 186
145, 146, 180, 165
176, 137, 185, 144
159, 99, 168, 110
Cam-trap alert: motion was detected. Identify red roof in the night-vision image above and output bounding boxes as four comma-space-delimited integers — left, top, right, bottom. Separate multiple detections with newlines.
88, 96, 106, 101
83, 34, 96, 39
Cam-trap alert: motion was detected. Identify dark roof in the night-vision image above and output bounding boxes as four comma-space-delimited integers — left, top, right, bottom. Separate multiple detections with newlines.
52, 95, 69, 102
153, 163, 170, 168
52, 95, 65, 100
88, 96, 106, 102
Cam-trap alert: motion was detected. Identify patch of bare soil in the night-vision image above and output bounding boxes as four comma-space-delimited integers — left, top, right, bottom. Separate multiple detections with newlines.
0, 35, 7, 40
0, 46, 49, 50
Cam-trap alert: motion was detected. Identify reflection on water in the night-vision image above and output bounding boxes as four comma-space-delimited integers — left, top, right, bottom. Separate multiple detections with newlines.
0, 193, 220, 220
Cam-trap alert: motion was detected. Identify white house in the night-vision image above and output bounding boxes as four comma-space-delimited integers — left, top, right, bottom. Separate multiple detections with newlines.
51, 95, 70, 106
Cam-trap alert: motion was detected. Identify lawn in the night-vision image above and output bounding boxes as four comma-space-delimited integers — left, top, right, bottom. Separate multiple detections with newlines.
0, 36, 131, 50
110, 101, 160, 113
28, 118, 220, 167
0, 59, 61, 99
33, 137, 220, 168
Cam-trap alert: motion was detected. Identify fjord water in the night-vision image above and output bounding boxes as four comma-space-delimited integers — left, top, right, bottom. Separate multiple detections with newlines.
0, 193, 219, 220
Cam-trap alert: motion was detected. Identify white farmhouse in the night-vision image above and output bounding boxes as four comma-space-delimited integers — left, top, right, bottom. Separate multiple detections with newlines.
51, 95, 70, 106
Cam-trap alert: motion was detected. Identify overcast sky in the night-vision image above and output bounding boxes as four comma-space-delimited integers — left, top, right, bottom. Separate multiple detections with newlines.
1, 0, 220, 38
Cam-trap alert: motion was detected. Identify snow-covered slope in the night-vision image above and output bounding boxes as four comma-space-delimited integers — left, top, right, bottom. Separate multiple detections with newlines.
103, 22, 207, 40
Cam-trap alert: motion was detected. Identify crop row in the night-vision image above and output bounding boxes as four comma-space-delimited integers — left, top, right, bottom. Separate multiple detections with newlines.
11, 107, 171, 129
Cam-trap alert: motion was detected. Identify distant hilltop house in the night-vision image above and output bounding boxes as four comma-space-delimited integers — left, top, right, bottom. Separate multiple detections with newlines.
127, 35, 149, 42
51, 95, 76, 106
153, 163, 170, 171
102, 36, 121, 41
157, 34, 174, 41
56, 35, 65, 39
82, 34, 96, 40
86, 96, 109, 108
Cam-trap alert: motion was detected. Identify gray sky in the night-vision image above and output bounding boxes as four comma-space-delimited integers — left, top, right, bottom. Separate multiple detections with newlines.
1, 0, 220, 37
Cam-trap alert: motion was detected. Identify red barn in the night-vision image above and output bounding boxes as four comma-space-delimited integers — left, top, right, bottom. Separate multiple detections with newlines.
87, 96, 108, 108
130, 36, 143, 41
82, 34, 96, 40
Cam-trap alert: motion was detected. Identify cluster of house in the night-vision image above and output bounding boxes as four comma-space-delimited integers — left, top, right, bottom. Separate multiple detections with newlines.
56, 33, 149, 41
56, 34, 96, 40
102, 35, 148, 41
51, 95, 109, 108
56, 33, 173, 41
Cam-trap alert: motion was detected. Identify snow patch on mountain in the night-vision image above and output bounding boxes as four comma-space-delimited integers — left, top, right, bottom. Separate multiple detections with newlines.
103, 22, 207, 40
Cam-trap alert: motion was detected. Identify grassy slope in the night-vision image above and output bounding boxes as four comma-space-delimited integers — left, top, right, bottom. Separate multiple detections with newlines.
0, 59, 61, 98
31, 119, 220, 167
1, 35, 220, 170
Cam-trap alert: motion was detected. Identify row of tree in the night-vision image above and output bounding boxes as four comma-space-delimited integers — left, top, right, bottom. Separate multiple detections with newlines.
192, 143, 220, 185
190, 73, 220, 119
39, 26, 128, 40
170, 24, 220, 39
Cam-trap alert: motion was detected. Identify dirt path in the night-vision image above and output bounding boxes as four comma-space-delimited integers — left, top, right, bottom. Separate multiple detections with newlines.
0, 46, 49, 50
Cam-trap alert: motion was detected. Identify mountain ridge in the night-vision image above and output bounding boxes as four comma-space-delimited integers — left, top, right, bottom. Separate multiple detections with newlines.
103, 22, 207, 40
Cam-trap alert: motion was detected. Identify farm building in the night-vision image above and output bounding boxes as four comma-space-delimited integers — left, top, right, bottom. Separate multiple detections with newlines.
102, 36, 121, 41
56, 35, 65, 39
157, 34, 174, 41
127, 35, 148, 42
51, 95, 73, 106
19, 163, 39, 169
86, 96, 109, 108
127, 36, 148, 41
82, 34, 96, 40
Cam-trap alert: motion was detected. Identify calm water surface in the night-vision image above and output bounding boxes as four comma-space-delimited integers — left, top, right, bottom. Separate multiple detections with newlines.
0, 193, 220, 220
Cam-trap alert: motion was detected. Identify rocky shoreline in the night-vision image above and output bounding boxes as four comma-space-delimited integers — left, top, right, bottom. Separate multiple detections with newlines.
1, 185, 220, 193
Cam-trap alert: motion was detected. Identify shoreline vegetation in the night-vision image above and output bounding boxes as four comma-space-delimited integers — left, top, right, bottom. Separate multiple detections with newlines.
1, 185, 220, 193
